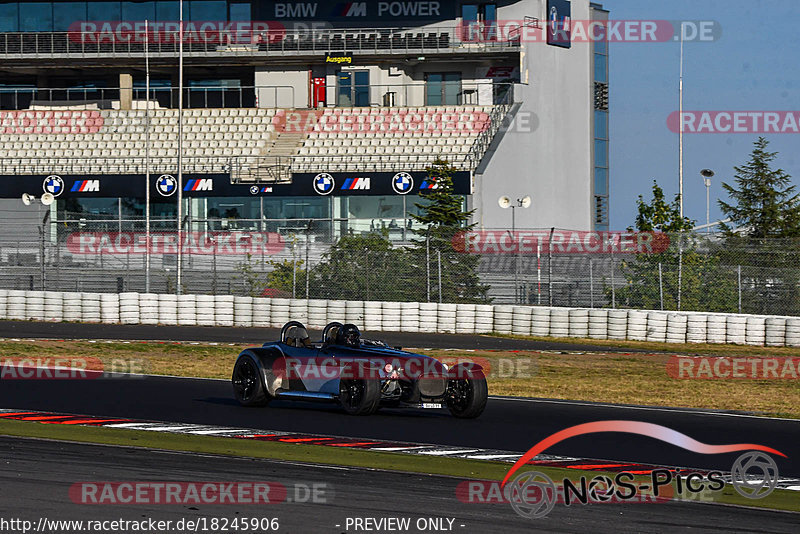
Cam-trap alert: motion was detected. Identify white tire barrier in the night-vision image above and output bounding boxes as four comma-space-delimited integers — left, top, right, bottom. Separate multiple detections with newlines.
745, 316, 766, 346
549, 308, 570, 338
234, 296, 254, 327
454, 304, 476, 335
62, 291, 83, 322
381, 301, 402, 332
437, 303, 457, 334
139, 293, 159, 326
44, 292, 64, 322
686, 313, 708, 344
0, 289, 7, 319
511, 306, 533, 336
706, 315, 727, 344
327, 300, 346, 324
100, 293, 119, 324
666, 313, 688, 344
607, 309, 627, 340
726, 315, 747, 345
588, 309, 608, 339
157, 294, 178, 326
81, 292, 102, 323
119, 292, 140, 325
344, 300, 364, 325
493, 305, 513, 334
627, 310, 648, 341
646, 312, 668, 343
400, 302, 421, 333
195, 295, 216, 326
25, 290, 46, 321
289, 299, 308, 326
419, 303, 438, 333
765, 317, 786, 347
251, 297, 271, 327
8, 290, 30, 320
475, 304, 494, 334
177, 294, 197, 326
363, 301, 383, 332
568, 309, 590, 338
270, 298, 291, 327
306, 299, 328, 329
786, 318, 800, 347
215, 295, 235, 327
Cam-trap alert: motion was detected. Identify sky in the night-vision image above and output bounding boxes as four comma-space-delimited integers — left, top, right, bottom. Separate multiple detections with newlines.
602, 0, 800, 230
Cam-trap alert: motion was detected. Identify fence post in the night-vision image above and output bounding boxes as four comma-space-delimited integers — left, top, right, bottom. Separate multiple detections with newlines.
677, 233, 683, 311
738, 265, 742, 313
589, 259, 594, 309
548, 227, 554, 306
610, 253, 616, 308
658, 262, 663, 310
537, 240, 542, 305
426, 232, 431, 303
437, 249, 442, 304
292, 239, 297, 298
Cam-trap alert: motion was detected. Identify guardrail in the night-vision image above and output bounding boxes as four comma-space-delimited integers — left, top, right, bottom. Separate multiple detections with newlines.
2, 290, 798, 347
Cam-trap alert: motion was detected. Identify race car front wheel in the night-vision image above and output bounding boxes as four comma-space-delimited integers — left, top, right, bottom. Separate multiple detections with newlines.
446, 377, 488, 419
339, 377, 381, 415
232, 354, 270, 407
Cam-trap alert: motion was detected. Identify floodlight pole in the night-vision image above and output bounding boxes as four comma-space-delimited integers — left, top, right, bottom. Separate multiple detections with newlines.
145, 19, 151, 293
678, 26, 684, 218
176, 1, 184, 295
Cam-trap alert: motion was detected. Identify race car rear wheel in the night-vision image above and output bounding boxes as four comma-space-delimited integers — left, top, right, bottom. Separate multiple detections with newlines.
232, 354, 270, 407
446, 376, 488, 419
339, 377, 381, 415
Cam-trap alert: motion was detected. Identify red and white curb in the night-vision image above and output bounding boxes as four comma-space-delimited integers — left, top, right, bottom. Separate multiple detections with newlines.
1, 408, 798, 491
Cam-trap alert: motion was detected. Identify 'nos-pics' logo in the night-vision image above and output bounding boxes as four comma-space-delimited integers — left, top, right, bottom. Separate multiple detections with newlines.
497, 421, 785, 519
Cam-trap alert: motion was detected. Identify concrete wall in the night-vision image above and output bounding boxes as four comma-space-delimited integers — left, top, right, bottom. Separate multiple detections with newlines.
475, 0, 594, 231
255, 67, 309, 108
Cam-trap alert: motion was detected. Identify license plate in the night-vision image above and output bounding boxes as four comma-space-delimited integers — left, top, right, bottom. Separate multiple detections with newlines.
422, 403, 442, 409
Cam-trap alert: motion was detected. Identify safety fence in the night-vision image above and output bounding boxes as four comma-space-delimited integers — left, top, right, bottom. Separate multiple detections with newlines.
1, 290, 799, 347
2, 230, 800, 316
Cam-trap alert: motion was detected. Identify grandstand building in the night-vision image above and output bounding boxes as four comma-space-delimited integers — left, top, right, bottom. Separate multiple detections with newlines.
0, 0, 609, 242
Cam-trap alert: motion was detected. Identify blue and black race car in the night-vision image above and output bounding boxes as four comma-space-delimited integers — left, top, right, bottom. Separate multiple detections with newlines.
232, 321, 487, 418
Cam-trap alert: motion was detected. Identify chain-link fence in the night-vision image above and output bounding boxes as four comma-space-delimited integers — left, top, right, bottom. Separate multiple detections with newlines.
3, 224, 800, 316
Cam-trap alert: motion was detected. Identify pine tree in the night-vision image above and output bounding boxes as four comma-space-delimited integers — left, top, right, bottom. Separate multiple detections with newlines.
408, 158, 488, 303
719, 137, 800, 238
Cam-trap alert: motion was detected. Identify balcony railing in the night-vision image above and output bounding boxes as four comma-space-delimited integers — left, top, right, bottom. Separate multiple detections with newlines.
0, 25, 521, 59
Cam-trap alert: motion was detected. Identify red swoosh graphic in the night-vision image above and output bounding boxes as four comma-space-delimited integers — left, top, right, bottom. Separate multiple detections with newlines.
501, 420, 786, 487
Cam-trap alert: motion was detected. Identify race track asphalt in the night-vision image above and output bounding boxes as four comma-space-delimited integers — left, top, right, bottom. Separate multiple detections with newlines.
1, 436, 797, 533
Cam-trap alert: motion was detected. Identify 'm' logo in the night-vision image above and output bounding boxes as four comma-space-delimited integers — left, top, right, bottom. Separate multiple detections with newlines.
342, 177, 371, 190
71, 180, 100, 192
419, 179, 440, 190
338, 2, 367, 16
184, 179, 213, 192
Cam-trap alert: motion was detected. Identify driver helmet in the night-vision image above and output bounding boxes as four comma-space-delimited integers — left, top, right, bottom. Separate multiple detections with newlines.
337, 324, 361, 347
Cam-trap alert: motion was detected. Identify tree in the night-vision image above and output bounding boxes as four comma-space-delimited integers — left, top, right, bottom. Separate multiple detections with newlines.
408, 158, 489, 303
310, 232, 412, 301
717, 137, 800, 314
614, 181, 736, 311
719, 137, 800, 238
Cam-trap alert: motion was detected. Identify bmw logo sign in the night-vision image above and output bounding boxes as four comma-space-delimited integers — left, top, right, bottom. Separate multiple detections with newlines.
549, 5, 558, 33
392, 172, 414, 195
313, 173, 335, 196
43, 175, 64, 197
250, 185, 260, 195
156, 174, 177, 197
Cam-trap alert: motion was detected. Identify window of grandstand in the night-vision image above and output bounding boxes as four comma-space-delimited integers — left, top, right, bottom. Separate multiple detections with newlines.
336, 72, 370, 108
425, 73, 462, 106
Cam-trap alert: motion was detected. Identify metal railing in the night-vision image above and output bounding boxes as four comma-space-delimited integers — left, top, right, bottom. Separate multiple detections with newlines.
467, 84, 514, 166
0, 26, 521, 60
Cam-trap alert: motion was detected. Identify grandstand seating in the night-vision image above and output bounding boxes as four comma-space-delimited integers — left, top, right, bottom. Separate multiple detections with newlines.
0, 105, 496, 176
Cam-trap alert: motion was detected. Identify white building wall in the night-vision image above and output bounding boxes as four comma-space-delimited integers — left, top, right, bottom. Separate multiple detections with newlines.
475, 0, 594, 231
